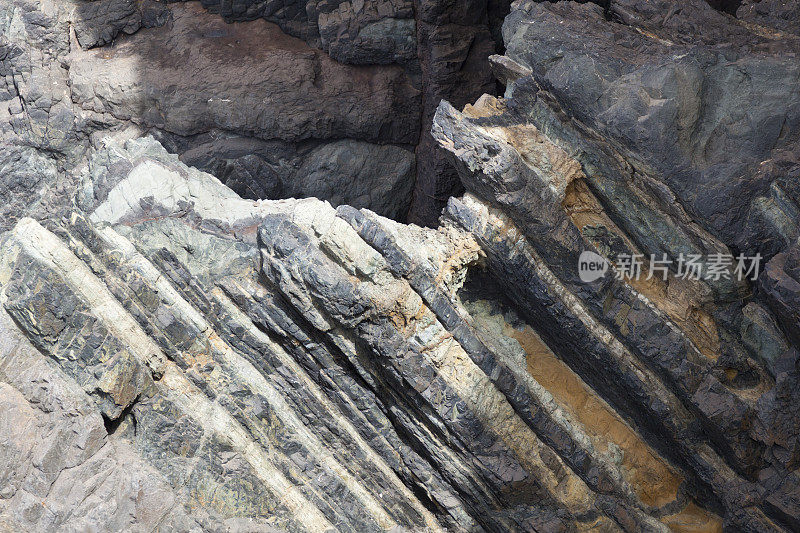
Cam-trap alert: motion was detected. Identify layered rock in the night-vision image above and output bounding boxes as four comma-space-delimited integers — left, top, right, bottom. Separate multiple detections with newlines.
429, 0, 800, 530
2, 0, 800, 531
0, 120, 771, 531
0, 135, 737, 531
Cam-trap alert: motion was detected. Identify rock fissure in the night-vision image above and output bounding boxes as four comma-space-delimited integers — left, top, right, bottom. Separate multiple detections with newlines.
3, 0, 800, 531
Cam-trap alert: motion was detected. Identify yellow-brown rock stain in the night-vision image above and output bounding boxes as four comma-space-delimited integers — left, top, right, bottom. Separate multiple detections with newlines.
459, 95, 721, 361
510, 323, 680, 507
563, 179, 720, 360
510, 324, 723, 531
660, 503, 724, 533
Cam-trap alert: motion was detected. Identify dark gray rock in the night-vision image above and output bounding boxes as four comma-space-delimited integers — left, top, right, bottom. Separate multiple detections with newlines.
737, 0, 800, 36
188, 0, 417, 65
69, 0, 142, 49
408, 0, 500, 226
761, 244, 800, 348
0, 144, 59, 232
500, 0, 800, 259
66, 4, 420, 145
3, 0, 800, 531
158, 133, 416, 219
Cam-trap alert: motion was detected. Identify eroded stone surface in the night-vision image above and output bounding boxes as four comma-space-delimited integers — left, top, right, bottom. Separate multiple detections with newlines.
0, 135, 761, 531
2, 0, 800, 531
428, 1, 800, 530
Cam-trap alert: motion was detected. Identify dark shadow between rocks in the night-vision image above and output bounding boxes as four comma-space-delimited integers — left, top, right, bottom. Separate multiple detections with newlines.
68, 0, 422, 221
66, 0, 512, 226
705, 0, 743, 15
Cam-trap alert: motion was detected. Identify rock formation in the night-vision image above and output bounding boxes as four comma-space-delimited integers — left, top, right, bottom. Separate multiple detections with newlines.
1, 0, 800, 531
1, 0, 506, 227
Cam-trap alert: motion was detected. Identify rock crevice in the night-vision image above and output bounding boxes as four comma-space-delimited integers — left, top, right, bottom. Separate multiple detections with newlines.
2, 0, 800, 531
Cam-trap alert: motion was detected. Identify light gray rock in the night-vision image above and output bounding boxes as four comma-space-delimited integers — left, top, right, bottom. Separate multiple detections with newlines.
0, 136, 741, 531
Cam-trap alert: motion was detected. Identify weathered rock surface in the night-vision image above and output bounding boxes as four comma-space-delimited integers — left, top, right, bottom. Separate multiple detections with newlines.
154, 133, 416, 220
0, 0, 493, 223
68, 3, 419, 145
0, 136, 728, 531
2, 0, 800, 531
64, 1, 422, 219
737, 0, 800, 35
428, 0, 800, 529
492, 0, 800, 260
171, 0, 417, 65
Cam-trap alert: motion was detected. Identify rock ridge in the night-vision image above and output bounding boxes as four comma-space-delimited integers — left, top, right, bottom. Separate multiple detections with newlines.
2, 0, 800, 531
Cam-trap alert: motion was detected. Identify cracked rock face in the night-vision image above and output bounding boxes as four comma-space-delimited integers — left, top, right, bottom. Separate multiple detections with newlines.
2, 0, 505, 225
2, 0, 800, 532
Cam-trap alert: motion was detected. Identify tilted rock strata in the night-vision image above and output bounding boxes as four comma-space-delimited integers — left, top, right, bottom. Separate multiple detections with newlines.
1, 0, 800, 531
431, 0, 800, 530
0, 136, 735, 531
499, 0, 800, 260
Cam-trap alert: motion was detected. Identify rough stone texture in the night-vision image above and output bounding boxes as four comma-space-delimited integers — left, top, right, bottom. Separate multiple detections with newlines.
0, 0, 82, 231
495, 0, 800, 261
177, 0, 417, 65
0, 0, 506, 223
155, 133, 416, 219
0, 136, 729, 531
761, 243, 800, 348
737, 0, 800, 35
67, 0, 143, 49
427, 0, 800, 530
0, 0, 425, 222
0, 145, 59, 232
2, 0, 800, 532
67, 3, 419, 144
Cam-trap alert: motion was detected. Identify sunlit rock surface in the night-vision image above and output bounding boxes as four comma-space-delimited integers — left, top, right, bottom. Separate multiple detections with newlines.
1, 0, 800, 531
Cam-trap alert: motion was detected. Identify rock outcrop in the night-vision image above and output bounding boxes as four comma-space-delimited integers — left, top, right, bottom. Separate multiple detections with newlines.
0, 136, 722, 531
430, 0, 800, 530
2, 0, 800, 531
1, 0, 506, 225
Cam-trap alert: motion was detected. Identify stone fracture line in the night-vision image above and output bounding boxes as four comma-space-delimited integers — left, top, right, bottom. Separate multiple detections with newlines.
79, 218, 442, 531
1, 218, 335, 532
337, 205, 722, 528
446, 197, 785, 532
209, 284, 445, 531
259, 213, 627, 531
